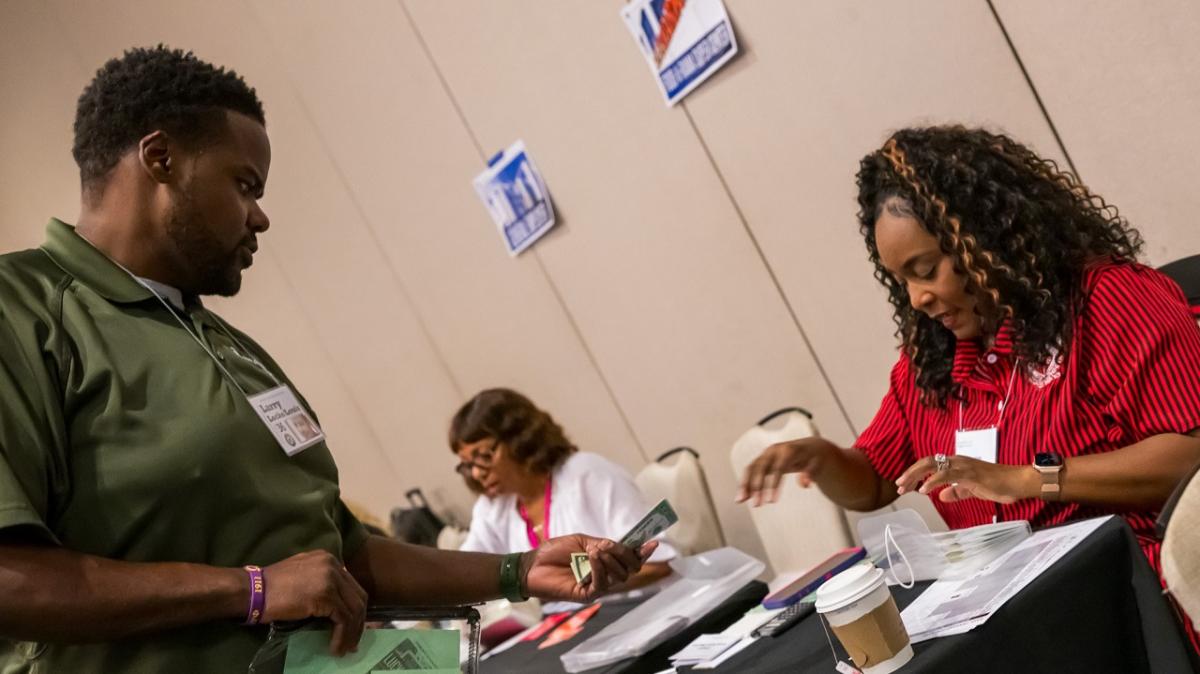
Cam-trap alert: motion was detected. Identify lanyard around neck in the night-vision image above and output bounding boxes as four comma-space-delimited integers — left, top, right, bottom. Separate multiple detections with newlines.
517, 476, 552, 548
62, 241, 282, 396
958, 359, 1020, 432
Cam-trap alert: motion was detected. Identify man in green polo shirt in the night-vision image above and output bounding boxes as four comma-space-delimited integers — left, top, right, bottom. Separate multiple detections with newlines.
0, 46, 652, 673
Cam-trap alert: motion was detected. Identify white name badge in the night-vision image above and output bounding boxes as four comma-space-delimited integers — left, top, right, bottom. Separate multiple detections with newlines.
955, 427, 998, 464
248, 385, 325, 456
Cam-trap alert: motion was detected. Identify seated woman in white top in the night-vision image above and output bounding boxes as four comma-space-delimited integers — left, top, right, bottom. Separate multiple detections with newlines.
451, 388, 675, 591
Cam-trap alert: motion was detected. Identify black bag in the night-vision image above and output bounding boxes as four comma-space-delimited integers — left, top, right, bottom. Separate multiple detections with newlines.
390, 488, 446, 547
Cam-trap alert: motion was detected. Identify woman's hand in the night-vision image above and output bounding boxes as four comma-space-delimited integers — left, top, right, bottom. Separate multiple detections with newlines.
737, 437, 841, 506
896, 455, 1038, 504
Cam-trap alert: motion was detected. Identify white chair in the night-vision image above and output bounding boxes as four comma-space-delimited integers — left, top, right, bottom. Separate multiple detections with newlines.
1162, 464, 1200, 626
436, 524, 469, 551
730, 407, 853, 575
635, 447, 727, 555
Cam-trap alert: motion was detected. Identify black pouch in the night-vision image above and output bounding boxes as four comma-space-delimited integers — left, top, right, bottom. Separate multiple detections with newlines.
389, 488, 446, 547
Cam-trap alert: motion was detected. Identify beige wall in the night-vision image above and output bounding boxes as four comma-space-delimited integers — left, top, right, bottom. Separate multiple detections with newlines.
3, 1, 1197, 566
990, 0, 1200, 265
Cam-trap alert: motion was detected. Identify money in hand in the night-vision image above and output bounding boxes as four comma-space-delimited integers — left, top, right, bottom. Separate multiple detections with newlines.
620, 499, 678, 551
571, 552, 592, 583
574, 499, 678, 584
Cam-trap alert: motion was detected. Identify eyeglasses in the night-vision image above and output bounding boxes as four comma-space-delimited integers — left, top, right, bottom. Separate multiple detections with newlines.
454, 441, 498, 478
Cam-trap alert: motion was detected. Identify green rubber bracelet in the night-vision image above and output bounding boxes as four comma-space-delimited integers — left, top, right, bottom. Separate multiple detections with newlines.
499, 552, 528, 603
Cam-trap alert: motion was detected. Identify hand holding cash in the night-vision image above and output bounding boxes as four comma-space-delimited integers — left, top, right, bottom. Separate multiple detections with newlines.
571, 499, 678, 584
524, 534, 657, 603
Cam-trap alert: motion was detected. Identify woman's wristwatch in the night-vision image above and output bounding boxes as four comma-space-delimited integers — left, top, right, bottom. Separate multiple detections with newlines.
1033, 453, 1064, 501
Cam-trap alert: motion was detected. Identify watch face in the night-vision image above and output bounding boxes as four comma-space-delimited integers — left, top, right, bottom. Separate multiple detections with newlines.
1035, 453, 1063, 468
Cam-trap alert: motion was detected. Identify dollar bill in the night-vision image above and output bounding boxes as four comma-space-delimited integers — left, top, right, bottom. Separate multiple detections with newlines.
570, 552, 591, 583
620, 499, 678, 551
571, 499, 677, 584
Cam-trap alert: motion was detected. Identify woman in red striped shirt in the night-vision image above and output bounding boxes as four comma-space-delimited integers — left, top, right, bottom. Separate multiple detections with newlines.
738, 126, 1200, 585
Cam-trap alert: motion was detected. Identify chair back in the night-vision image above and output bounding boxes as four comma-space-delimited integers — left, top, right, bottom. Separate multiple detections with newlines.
729, 407, 851, 575
1159, 254, 1200, 319
1163, 465, 1200, 629
635, 447, 727, 555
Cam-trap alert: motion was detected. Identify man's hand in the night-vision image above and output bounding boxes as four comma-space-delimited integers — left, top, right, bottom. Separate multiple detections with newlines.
522, 534, 657, 603
737, 437, 840, 505
262, 550, 369, 656
895, 455, 1037, 504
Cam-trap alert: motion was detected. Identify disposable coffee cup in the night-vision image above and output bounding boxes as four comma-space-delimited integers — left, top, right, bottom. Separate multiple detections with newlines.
815, 561, 913, 674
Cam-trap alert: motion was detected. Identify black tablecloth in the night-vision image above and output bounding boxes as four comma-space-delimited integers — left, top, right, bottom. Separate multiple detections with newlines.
482, 580, 768, 673
681, 517, 1197, 673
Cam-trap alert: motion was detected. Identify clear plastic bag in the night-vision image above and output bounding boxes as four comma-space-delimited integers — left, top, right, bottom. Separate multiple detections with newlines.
857, 508, 947, 585
559, 547, 764, 673
247, 606, 480, 674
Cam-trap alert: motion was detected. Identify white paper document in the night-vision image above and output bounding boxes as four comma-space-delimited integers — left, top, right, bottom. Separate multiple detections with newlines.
668, 605, 782, 669
901, 516, 1110, 642
932, 519, 1031, 580
669, 634, 740, 665
690, 635, 759, 670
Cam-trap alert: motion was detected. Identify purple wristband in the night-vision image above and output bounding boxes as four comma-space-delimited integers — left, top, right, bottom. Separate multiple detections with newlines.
243, 565, 266, 626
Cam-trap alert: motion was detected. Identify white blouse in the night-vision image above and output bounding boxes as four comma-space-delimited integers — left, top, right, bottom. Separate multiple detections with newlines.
460, 451, 677, 563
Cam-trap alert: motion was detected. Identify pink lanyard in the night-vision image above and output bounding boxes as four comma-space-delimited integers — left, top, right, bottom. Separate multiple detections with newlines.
517, 477, 552, 548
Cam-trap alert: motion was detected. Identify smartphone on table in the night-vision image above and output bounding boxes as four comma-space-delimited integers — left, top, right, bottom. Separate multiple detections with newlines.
762, 546, 866, 609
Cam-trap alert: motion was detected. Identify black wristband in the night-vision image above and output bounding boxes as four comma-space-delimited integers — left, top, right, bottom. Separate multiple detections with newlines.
499, 552, 528, 603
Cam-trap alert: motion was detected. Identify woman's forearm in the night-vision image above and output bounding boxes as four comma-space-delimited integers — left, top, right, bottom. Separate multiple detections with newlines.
817, 447, 899, 512
1053, 431, 1200, 510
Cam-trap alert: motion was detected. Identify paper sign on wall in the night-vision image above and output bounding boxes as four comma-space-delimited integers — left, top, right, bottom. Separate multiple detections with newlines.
473, 140, 556, 256
619, 0, 738, 106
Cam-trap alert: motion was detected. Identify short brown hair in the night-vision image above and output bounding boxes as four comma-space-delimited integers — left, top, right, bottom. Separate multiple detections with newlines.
449, 389, 577, 491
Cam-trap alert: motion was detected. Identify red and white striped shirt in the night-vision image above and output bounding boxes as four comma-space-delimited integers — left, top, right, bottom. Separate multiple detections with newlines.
856, 260, 1200, 572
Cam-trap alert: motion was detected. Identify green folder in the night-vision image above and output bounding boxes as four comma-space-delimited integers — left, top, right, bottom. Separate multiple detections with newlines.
284, 628, 459, 673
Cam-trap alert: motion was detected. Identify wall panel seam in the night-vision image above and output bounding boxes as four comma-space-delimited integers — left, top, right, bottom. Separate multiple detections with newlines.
242, 0, 466, 406
398, 0, 650, 464
680, 106, 860, 439
681, 104, 858, 543
233, 0, 449, 484
985, 0, 1080, 177
256, 248, 407, 483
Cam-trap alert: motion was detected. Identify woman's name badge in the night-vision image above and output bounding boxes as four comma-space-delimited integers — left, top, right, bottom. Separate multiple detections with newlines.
248, 385, 325, 456
955, 427, 998, 464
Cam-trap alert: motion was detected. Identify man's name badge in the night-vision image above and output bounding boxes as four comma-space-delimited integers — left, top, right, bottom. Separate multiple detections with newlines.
248, 385, 325, 456
955, 427, 998, 464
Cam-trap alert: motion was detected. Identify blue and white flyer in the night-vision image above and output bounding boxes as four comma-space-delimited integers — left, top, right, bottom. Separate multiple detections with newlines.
620, 0, 738, 106
473, 140, 556, 256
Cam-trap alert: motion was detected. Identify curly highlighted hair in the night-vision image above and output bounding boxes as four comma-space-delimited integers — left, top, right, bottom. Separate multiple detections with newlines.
856, 126, 1143, 407
448, 389, 577, 492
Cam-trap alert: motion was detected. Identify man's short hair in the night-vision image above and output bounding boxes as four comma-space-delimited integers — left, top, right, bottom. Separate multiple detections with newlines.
72, 45, 265, 194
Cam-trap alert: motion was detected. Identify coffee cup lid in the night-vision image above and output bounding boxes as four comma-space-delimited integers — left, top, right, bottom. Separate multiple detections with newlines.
815, 562, 884, 614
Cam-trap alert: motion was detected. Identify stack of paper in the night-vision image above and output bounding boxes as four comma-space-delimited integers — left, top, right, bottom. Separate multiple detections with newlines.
668, 634, 741, 667
666, 605, 783, 670
932, 520, 1031, 580
902, 517, 1109, 642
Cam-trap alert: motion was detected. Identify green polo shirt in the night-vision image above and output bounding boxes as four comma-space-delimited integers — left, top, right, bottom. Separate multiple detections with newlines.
0, 219, 368, 673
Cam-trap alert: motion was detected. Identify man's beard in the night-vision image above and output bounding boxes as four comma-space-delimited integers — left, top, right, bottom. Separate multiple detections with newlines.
165, 190, 244, 297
